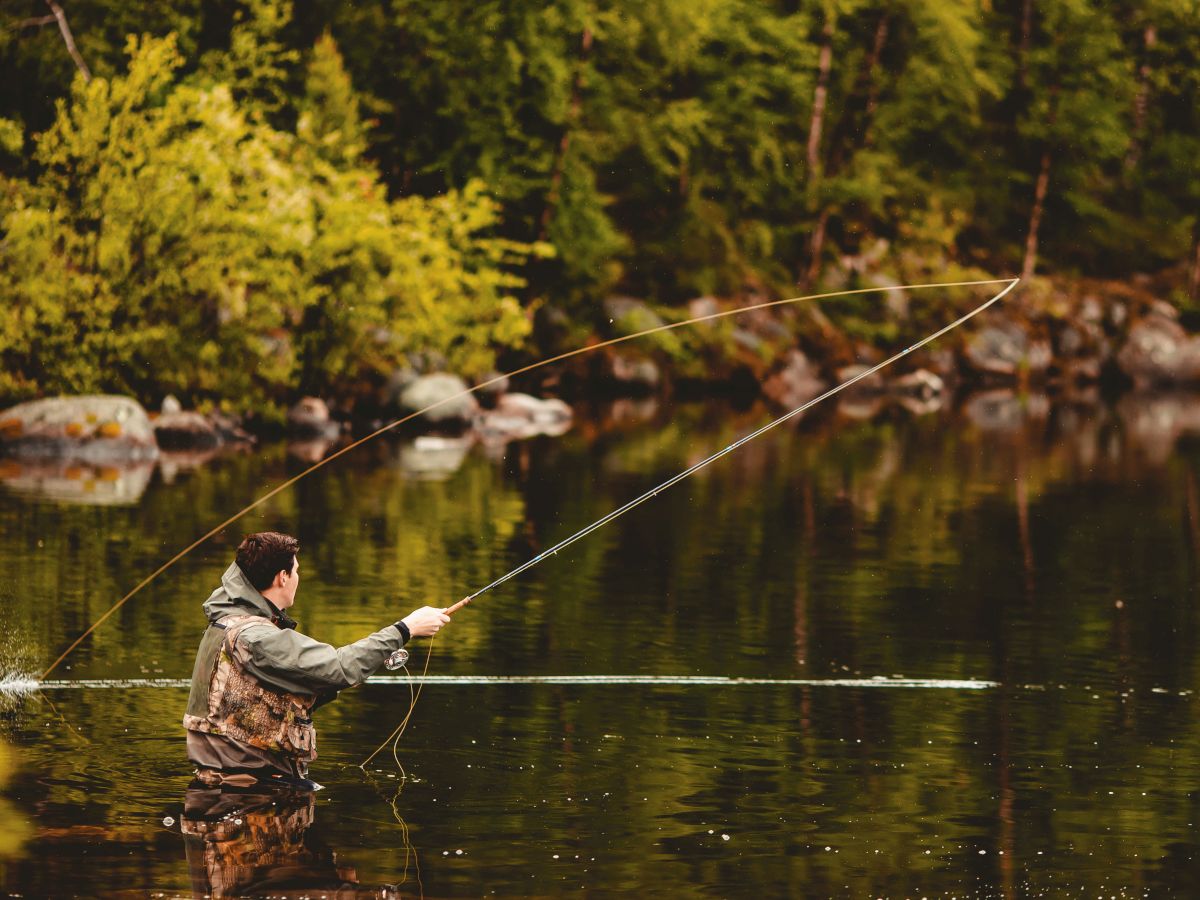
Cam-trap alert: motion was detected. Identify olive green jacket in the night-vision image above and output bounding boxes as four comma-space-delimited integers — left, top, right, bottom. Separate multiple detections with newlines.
184, 562, 405, 773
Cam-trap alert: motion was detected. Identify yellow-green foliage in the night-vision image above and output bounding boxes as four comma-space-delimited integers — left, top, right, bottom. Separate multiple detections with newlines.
0, 32, 536, 412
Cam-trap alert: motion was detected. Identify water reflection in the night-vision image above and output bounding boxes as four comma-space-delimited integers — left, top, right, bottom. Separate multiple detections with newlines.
7, 390, 1200, 895
0, 458, 154, 505
181, 782, 406, 898
0, 737, 31, 859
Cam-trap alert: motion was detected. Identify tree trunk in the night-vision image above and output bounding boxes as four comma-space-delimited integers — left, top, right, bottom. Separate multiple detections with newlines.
826, 12, 889, 167
1022, 149, 1051, 282
802, 12, 835, 286
540, 26, 593, 240
1125, 25, 1157, 172
804, 207, 830, 288
1017, 0, 1034, 91
861, 14, 889, 146
806, 15, 834, 178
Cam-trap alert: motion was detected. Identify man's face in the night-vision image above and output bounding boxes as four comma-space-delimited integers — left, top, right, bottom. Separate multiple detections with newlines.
277, 556, 300, 608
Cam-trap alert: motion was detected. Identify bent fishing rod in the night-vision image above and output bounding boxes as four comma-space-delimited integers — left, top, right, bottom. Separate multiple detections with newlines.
374, 277, 1020, 692
360, 277, 1019, 765
40, 277, 1016, 682
406, 277, 1019, 633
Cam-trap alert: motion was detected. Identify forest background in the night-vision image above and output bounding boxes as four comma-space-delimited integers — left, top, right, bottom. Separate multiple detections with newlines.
0, 0, 1197, 417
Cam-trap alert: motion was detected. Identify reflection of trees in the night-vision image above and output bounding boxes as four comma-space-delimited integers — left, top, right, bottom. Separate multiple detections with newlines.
0, 738, 31, 859
10, 394, 1200, 893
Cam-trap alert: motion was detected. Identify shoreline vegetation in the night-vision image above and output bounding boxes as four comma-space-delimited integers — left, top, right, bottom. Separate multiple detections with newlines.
1, 2, 1198, 427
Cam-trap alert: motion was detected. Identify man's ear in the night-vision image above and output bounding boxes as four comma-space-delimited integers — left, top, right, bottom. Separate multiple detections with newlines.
272, 569, 289, 589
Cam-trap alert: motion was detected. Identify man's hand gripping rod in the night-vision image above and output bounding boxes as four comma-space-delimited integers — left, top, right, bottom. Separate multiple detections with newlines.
383, 597, 473, 670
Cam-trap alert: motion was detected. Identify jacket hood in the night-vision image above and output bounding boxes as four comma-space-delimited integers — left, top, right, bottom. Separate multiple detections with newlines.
202, 562, 279, 623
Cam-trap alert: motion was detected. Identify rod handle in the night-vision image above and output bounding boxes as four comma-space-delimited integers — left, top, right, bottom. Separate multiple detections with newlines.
445, 596, 472, 617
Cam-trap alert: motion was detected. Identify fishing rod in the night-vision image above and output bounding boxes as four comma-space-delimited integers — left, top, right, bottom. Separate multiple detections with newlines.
360, 277, 1019, 766
402, 276, 1021, 636
39, 277, 1013, 681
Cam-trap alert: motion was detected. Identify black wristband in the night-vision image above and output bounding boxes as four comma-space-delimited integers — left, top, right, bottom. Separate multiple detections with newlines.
394, 620, 411, 643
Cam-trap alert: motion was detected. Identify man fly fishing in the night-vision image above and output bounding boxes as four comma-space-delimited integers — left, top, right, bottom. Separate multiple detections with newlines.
183, 531, 449, 789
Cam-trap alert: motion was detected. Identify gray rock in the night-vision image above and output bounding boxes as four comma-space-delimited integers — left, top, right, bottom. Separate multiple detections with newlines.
208, 410, 254, 445
0, 395, 158, 462
154, 411, 220, 451
1116, 314, 1200, 387
495, 393, 572, 425
476, 371, 510, 400
382, 365, 420, 409
475, 412, 541, 442
161, 394, 182, 415
963, 322, 1051, 379
609, 354, 661, 389
398, 374, 480, 423
287, 397, 340, 439
762, 350, 826, 410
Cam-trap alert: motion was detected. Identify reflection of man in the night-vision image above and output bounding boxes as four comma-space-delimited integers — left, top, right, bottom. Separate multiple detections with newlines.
182, 782, 401, 898
183, 531, 449, 787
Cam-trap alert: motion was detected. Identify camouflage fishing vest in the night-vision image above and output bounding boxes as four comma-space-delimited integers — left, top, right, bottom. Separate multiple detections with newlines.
182, 615, 317, 764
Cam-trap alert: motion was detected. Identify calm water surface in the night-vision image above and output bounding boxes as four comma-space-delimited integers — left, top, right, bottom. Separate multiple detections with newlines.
2, 390, 1200, 897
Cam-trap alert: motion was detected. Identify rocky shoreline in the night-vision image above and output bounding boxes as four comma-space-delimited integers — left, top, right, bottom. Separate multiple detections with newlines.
1, 277, 1198, 485
563, 277, 1200, 407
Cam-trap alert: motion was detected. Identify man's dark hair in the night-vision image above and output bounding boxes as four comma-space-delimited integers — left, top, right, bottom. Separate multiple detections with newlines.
236, 532, 300, 591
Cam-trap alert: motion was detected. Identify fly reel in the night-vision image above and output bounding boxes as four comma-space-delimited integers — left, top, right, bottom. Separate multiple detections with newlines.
383, 647, 409, 671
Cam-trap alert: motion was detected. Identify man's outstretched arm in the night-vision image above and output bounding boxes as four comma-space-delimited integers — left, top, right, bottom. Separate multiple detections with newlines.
238, 606, 450, 695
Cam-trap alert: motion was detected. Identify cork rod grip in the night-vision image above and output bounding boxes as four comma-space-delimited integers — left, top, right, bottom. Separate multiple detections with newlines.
445, 597, 472, 617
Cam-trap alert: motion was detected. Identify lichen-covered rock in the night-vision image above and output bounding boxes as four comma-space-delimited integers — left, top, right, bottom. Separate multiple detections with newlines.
0, 395, 158, 462
397, 374, 479, 423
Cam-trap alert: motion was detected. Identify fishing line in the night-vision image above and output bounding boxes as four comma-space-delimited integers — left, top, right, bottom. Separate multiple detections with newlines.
359, 635, 439, 770
38, 277, 1012, 680
362, 277, 1020, 765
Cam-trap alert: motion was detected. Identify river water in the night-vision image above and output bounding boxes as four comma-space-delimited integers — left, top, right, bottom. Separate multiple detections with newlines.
1, 388, 1199, 897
